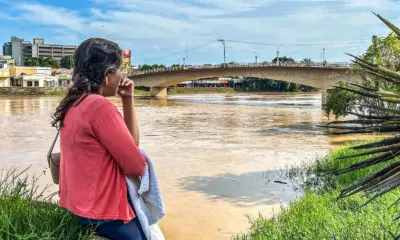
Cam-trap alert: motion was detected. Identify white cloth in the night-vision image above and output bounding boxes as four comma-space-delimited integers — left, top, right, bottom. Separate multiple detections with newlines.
126, 150, 166, 240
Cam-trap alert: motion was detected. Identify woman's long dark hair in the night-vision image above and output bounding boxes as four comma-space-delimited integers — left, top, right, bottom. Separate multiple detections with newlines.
52, 38, 122, 128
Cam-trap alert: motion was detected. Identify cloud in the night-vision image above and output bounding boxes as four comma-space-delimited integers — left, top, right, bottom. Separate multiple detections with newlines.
153, 45, 161, 51
14, 3, 85, 33
5, 0, 400, 64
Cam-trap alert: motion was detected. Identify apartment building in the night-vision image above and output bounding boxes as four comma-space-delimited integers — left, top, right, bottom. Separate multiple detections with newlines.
31, 38, 77, 61
2, 37, 77, 66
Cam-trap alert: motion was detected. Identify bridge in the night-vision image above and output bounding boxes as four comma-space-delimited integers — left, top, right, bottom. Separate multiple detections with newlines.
128, 62, 361, 105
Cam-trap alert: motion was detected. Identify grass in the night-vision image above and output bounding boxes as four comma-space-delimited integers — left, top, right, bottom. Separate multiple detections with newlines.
133, 89, 150, 96
236, 141, 400, 240
0, 167, 95, 240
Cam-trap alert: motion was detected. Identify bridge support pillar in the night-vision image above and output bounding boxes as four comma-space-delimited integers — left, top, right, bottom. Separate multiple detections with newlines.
321, 89, 328, 106
150, 87, 167, 99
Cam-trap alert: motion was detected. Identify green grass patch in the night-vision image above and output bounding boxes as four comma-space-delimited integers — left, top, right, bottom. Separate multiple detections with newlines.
236, 141, 400, 239
0, 167, 95, 240
134, 89, 150, 96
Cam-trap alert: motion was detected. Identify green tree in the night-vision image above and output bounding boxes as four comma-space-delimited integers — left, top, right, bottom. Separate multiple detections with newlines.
60, 55, 73, 69
137, 64, 153, 71
300, 58, 313, 65
24, 57, 40, 66
289, 83, 300, 92
38, 57, 45, 67
25, 57, 59, 68
326, 32, 400, 118
43, 58, 59, 68
272, 56, 295, 63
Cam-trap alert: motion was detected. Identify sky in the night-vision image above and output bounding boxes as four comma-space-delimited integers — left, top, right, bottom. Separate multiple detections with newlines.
1, 0, 400, 66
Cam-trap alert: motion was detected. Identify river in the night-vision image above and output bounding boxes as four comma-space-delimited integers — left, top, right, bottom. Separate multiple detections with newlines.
0, 93, 362, 239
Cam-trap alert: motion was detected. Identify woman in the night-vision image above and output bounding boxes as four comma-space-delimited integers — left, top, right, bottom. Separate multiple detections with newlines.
52, 38, 147, 240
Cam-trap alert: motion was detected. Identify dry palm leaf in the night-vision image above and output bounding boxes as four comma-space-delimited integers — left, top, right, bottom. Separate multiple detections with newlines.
324, 13, 400, 211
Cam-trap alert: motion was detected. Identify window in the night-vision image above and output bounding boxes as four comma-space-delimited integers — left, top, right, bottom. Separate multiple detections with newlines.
34, 81, 39, 87
27, 81, 33, 87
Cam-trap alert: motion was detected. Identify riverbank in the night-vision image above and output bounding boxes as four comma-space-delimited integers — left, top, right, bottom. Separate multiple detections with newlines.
236, 140, 400, 239
0, 168, 95, 240
0, 86, 318, 97
168, 87, 237, 95
0, 87, 151, 97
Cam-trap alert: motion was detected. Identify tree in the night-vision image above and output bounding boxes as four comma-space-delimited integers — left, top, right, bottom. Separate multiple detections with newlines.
43, 58, 59, 68
24, 57, 59, 68
289, 83, 300, 92
272, 56, 295, 63
25, 57, 40, 67
300, 58, 313, 65
326, 32, 400, 118
323, 13, 400, 210
60, 55, 73, 69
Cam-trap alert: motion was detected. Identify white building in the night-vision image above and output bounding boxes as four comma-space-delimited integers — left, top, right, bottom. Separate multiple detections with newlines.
36, 67, 52, 75
20, 73, 58, 87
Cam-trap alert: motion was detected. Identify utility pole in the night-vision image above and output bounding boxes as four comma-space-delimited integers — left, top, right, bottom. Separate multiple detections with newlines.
276, 45, 283, 66
218, 39, 226, 67
322, 48, 325, 62
183, 57, 186, 69
254, 52, 258, 64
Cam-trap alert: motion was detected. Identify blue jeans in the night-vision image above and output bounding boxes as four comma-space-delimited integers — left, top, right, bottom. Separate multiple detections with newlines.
75, 193, 147, 240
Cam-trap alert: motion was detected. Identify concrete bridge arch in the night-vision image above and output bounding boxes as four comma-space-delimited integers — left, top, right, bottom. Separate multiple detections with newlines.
129, 65, 361, 105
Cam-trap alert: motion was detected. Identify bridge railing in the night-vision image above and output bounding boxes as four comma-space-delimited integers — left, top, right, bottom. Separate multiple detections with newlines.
129, 61, 351, 76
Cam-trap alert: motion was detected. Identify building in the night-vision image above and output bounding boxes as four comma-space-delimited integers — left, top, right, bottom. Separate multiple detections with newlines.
0, 56, 15, 68
17, 73, 58, 87
3, 37, 33, 66
3, 37, 77, 66
2, 42, 11, 56
177, 77, 232, 88
0, 67, 10, 87
31, 38, 77, 62
9, 66, 39, 86
36, 67, 52, 75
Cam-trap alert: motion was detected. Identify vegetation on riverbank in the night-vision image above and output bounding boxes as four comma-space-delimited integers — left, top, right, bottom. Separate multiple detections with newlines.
0, 168, 94, 240
241, 78, 318, 92
236, 141, 400, 239
168, 87, 237, 95
237, 12, 400, 240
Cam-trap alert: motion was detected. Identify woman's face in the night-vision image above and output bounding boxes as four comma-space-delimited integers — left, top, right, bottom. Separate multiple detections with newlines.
101, 65, 122, 97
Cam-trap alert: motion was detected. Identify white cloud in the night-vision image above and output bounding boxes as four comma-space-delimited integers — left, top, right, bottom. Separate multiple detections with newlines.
153, 45, 161, 51
6, 0, 400, 64
15, 4, 85, 32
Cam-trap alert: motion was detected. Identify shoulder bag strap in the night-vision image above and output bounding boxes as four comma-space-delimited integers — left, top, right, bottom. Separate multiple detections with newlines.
47, 130, 59, 160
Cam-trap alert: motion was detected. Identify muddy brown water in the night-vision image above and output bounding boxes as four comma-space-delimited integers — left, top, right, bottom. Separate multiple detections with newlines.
0, 93, 370, 239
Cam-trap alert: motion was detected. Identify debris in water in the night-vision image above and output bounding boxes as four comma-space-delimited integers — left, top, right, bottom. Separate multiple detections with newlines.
274, 180, 288, 184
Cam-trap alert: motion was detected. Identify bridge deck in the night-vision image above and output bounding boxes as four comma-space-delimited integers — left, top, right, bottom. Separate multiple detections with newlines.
129, 62, 351, 77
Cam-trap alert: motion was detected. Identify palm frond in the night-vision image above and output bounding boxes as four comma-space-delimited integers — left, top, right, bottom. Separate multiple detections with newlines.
373, 12, 400, 38
323, 12, 400, 209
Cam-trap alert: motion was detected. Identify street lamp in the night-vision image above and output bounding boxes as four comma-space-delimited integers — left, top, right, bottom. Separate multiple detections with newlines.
183, 57, 186, 69
253, 52, 258, 64
276, 45, 283, 66
218, 39, 226, 67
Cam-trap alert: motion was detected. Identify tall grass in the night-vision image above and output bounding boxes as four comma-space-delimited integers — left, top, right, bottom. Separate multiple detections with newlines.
0, 167, 95, 240
236, 141, 400, 240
